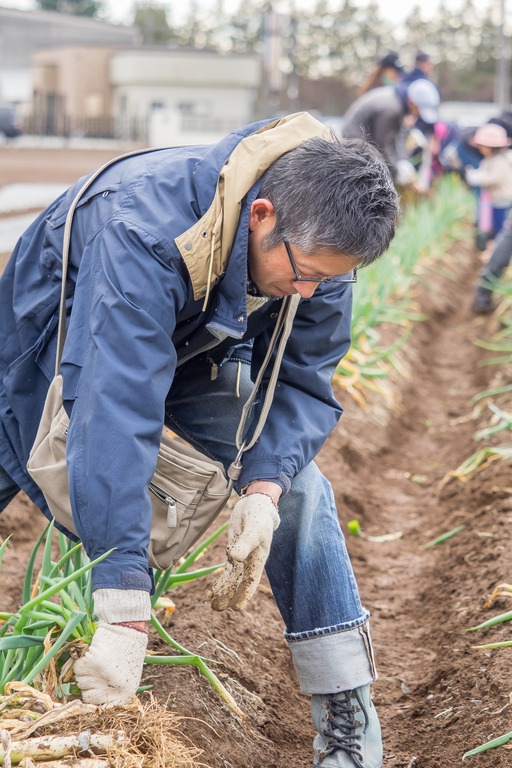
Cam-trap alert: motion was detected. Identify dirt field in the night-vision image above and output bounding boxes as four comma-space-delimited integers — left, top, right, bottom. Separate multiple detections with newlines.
1, 147, 511, 767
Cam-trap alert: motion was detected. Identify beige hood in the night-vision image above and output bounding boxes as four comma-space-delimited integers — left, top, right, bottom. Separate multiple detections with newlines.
174, 112, 333, 305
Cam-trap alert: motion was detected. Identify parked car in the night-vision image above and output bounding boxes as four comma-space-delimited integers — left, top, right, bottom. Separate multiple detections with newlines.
0, 105, 22, 140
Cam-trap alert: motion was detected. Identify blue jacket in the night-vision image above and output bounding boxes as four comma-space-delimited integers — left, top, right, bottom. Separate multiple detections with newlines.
0, 116, 352, 591
401, 67, 427, 86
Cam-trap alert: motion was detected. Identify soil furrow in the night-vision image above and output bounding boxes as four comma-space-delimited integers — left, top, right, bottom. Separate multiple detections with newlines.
334, 242, 512, 767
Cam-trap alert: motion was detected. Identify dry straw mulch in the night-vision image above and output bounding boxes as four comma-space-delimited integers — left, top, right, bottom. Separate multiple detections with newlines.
0, 683, 209, 768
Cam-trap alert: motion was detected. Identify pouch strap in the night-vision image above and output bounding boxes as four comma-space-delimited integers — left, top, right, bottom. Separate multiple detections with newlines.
228, 293, 299, 480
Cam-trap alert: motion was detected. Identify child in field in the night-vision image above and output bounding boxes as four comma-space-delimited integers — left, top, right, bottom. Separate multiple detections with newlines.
465, 124, 512, 243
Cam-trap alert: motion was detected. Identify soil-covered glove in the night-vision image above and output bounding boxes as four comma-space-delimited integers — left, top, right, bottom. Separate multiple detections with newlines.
209, 493, 279, 612
74, 588, 151, 706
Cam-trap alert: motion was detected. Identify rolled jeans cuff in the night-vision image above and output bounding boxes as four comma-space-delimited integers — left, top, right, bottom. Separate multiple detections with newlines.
286, 618, 377, 694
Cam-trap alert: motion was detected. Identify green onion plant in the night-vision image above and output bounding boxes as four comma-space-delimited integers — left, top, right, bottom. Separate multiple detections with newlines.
0, 520, 242, 716
336, 175, 474, 404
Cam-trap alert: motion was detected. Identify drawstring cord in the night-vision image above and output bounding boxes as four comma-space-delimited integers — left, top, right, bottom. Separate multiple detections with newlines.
202, 214, 223, 312
235, 361, 242, 398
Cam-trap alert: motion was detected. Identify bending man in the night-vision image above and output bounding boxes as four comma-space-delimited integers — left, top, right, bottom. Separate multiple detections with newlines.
0, 113, 399, 768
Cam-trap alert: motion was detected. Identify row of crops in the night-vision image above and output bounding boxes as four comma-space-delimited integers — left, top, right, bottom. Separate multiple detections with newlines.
350, 176, 512, 760
441, 275, 512, 761
1, 174, 511, 764
458, 272, 512, 760
336, 175, 473, 404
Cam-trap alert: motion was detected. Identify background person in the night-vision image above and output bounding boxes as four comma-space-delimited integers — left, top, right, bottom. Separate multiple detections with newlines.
342, 78, 440, 187
456, 115, 512, 249
357, 51, 405, 96
429, 121, 461, 181
0, 114, 399, 768
401, 50, 436, 85
465, 123, 512, 243
473, 209, 512, 314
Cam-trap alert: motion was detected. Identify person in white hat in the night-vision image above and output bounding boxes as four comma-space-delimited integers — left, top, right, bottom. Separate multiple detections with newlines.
342, 78, 440, 186
464, 123, 512, 314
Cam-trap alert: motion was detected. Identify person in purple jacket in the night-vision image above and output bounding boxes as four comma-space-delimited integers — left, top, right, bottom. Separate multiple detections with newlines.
0, 113, 399, 767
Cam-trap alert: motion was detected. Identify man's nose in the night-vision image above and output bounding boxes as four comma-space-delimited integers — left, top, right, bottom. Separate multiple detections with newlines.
294, 281, 320, 299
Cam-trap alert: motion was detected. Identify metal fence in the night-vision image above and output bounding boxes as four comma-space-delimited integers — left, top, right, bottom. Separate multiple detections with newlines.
23, 111, 150, 141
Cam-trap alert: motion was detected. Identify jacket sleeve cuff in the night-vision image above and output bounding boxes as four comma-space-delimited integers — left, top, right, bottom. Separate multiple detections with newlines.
237, 457, 292, 496
91, 550, 153, 594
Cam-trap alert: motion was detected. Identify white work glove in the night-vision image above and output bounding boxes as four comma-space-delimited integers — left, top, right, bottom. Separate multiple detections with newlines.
209, 493, 280, 612
74, 588, 151, 706
395, 159, 417, 186
465, 166, 479, 187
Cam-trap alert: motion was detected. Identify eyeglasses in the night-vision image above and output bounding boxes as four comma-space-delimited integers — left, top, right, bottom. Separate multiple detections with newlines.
283, 240, 357, 284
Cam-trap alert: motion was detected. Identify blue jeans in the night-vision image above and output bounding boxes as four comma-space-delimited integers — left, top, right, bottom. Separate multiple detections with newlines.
0, 354, 376, 694
166, 354, 376, 693
492, 206, 511, 239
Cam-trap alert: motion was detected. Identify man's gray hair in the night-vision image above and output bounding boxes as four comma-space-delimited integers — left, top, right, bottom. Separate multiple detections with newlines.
259, 134, 400, 265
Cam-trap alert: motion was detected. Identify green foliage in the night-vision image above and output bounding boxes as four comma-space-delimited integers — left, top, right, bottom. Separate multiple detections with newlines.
462, 731, 512, 759
36, 0, 103, 17
0, 523, 107, 697
134, 0, 508, 107
0, 520, 240, 712
133, 4, 175, 45
334, 175, 474, 403
424, 525, 466, 549
446, 271, 512, 483
468, 609, 512, 632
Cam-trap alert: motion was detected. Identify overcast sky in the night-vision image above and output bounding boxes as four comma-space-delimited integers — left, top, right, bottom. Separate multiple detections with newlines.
1, 0, 497, 26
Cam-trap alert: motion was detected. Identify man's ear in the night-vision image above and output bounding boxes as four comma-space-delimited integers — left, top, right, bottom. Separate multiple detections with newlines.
249, 198, 276, 232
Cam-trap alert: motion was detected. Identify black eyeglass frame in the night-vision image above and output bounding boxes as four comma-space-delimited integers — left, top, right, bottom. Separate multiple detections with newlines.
283, 240, 357, 284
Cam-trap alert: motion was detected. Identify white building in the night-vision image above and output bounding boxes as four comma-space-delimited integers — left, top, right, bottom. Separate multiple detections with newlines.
110, 48, 261, 145
31, 44, 261, 144
0, 6, 139, 109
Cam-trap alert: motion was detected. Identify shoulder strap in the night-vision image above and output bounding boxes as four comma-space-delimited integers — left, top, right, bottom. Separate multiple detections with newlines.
56, 146, 166, 375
